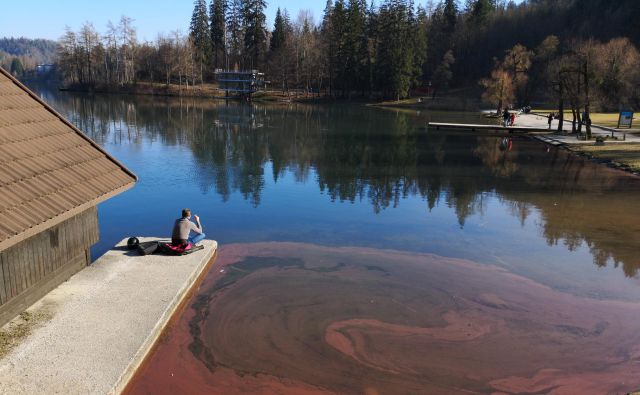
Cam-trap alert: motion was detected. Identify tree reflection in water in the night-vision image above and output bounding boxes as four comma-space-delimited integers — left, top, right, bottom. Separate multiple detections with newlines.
44, 90, 640, 276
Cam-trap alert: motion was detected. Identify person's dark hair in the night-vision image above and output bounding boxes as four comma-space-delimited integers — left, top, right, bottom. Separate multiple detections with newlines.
182, 208, 191, 218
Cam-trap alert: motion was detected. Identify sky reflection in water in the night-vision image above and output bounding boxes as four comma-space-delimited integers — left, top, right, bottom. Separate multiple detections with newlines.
33, 88, 640, 393
35, 88, 640, 301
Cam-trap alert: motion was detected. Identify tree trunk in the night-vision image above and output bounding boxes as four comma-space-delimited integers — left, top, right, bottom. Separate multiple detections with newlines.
557, 96, 564, 133
584, 61, 591, 139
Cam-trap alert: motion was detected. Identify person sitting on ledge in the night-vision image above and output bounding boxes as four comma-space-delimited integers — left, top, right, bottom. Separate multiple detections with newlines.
171, 208, 205, 247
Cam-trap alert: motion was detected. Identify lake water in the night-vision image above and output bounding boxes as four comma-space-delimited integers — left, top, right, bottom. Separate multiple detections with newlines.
36, 88, 640, 394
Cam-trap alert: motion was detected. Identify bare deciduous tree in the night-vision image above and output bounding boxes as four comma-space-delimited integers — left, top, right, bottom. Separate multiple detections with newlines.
480, 68, 514, 113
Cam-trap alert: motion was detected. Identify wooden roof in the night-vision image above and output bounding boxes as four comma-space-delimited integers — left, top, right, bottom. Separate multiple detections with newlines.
0, 67, 136, 251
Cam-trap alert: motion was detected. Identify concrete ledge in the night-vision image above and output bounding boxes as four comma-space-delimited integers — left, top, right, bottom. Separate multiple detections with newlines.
0, 237, 217, 394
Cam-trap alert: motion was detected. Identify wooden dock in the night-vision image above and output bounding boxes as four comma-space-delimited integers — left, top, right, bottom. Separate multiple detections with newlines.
427, 122, 552, 135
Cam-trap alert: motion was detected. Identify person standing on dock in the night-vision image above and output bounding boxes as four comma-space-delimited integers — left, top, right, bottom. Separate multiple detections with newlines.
547, 113, 553, 129
171, 208, 205, 246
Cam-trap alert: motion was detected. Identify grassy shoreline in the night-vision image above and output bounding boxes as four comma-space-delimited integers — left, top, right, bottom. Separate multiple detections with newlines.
566, 143, 640, 174
60, 82, 332, 103
60, 83, 486, 108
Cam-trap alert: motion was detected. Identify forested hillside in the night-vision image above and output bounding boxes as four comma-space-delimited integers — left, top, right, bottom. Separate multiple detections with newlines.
0, 37, 58, 77
0, 37, 58, 60
0, 37, 57, 69
50, 0, 639, 108
449, 0, 640, 85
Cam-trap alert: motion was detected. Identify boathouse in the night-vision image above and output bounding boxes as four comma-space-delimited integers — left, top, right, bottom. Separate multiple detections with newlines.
0, 67, 136, 326
215, 69, 266, 98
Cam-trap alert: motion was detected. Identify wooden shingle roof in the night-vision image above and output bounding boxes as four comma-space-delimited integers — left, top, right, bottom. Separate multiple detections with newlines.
0, 67, 136, 250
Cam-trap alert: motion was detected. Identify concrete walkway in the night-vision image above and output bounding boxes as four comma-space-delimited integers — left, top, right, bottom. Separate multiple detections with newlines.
516, 113, 640, 144
0, 237, 217, 395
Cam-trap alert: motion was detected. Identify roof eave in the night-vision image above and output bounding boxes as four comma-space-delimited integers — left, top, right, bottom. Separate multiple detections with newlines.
0, 67, 138, 183
0, 181, 135, 252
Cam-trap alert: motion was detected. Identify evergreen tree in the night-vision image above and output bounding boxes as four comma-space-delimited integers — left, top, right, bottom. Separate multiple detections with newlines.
365, 0, 379, 96
443, 0, 458, 35
242, 0, 268, 69
345, 0, 369, 95
329, 0, 349, 95
523, 35, 559, 104
10, 57, 24, 77
321, 0, 334, 41
432, 49, 455, 96
321, 0, 335, 94
426, 0, 456, 81
270, 8, 286, 52
210, 0, 227, 69
454, 0, 494, 85
412, 5, 428, 87
267, 7, 294, 91
190, 0, 211, 81
226, 0, 244, 69
469, 0, 495, 25
376, 0, 414, 99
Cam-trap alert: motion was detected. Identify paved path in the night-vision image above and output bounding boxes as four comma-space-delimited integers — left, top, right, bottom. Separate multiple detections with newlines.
515, 113, 640, 144
0, 237, 217, 395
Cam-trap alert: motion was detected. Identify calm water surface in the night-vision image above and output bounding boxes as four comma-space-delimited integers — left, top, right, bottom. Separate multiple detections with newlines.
36, 88, 640, 394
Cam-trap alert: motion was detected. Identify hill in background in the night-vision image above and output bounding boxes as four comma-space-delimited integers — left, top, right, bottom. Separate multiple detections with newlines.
0, 37, 58, 75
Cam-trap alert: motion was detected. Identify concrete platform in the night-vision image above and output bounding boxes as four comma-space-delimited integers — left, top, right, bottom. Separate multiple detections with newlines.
518, 113, 640, 144
0, 237, 217, 394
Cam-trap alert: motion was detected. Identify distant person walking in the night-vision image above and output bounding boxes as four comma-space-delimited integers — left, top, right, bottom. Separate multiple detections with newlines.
510, 112, 516, 126
547, 113, 554, 129
171, 208, 205, 247
503, 108, 511, 127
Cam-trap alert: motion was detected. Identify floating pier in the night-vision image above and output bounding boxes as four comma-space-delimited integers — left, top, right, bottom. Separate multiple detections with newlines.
0, 237, 217, 394
427, 122, 553, 135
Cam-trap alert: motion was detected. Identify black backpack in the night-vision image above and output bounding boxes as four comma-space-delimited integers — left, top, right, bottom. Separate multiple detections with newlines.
137, 241, 160, 255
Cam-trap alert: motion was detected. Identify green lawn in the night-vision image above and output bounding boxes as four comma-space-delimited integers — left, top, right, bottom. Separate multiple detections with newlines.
532, 110, 637, 129
570, 143, 640, 172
